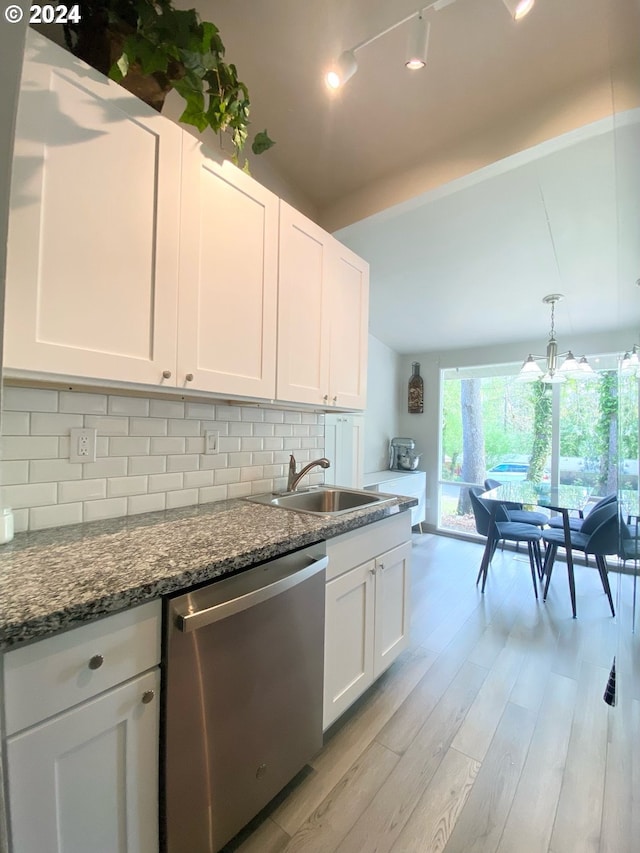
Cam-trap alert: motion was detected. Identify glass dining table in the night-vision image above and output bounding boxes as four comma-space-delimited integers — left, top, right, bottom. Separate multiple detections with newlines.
481, 482, 594, 618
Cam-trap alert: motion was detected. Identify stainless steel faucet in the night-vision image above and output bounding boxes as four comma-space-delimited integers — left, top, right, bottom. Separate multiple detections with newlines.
287, 455, 330, 491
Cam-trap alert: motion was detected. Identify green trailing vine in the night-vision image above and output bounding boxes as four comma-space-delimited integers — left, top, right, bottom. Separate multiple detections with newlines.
63, 0, 274, 168
527, 382, 552, 484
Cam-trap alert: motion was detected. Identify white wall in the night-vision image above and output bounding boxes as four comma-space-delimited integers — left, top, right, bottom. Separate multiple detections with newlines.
363, 335, 401, 473
396, 327, 638, 528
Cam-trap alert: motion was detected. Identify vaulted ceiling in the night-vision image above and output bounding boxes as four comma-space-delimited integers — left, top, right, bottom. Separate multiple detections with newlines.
182, 0, 640, 354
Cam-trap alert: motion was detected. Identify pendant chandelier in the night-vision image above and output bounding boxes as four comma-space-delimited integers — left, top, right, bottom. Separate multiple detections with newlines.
517, 294, 595, 384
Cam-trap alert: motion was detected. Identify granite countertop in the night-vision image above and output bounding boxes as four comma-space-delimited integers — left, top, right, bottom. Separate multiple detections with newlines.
0, 495, 416, 651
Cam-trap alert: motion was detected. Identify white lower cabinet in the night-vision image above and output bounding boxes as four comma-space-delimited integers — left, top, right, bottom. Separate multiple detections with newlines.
3, 601, 161, 853
323, 515, 412, 729
7, 669, 160, 853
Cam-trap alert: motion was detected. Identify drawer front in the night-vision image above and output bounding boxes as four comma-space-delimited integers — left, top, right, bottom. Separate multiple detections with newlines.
326, 513, 411, 581
4, 600, 161, 736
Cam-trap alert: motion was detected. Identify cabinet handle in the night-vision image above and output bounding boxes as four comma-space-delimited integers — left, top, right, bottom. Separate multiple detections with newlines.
141, 690, 155, 705
88, 654, 104, 670
162, 370, 172, 379
185, 373, 194, 382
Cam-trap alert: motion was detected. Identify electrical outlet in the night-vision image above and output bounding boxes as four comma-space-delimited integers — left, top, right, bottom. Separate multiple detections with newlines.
70, 427, 97, 463
204, 430, 219, 454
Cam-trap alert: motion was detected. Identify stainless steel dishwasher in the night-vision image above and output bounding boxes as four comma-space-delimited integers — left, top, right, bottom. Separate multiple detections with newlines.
163, 542, 327, 853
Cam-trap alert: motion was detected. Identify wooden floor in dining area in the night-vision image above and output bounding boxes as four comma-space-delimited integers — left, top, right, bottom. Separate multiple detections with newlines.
224, 532, 640, 853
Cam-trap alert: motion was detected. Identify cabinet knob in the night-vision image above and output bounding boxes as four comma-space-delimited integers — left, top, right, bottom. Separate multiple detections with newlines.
162, 370, 172, 379
88, 654, 104, 670
369, 567, 376, 576
332, 396, 338, 404
323, 394, 329, 403
185, 373, 194, 382
141, 690, 155, 705
379, 562, 385, 571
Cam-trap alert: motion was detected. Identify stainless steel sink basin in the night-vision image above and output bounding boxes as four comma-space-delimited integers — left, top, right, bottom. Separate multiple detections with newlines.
245, 486, 395, 517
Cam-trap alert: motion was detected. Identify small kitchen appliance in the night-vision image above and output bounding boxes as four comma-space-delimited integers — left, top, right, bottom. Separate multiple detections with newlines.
389, 437, 421, 471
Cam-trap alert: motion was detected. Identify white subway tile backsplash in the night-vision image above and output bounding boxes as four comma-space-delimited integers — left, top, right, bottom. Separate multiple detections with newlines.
128, 493, 166, 515
166, 489, 199, 509
3, 482, 57, 509
108, 396, 149, 417
129, 456, 166, 476
11, 509, 28, 533
227, 482, 252, 499
4, 387, 58, 412
150, 437, 185, 455
2, 387, 325, 531
219, 436, 241, 453
31, 503, 82, 530
214, 468, 240, 485
148, 472, 183, 493
149, 400, 184, 419
168, 419, 201, 437
166, 454, 199, 473
2, 436, 59, 460
60, 391, 107, 414
185, 402, 215, 419
0, 460, 29, 486
241, 438, 263, 452
185, 437, 206, 454
1, 412, 29, 435
84, 416, 129, 435
130, 418, 168, 437
253, 423, 275, 437
184, 470, 215, 489
107, 476, 148, 498
109, 437, 151, 456
84, 497, 128, 522
240, 466, 264, 482
31, 413, 84, 435
216, 406, 241, 422
82, 457, 128, 479
59, 479, 107, 503
198, 485, 227, 503
30, 459, 82, 484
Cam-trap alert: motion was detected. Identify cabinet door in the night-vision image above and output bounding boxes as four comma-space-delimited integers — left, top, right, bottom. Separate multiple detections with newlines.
373, 541, 412, 677
327, 242, 369, 410
5, 31, 180, 386
7, 669, 159, 853
323, 561, 375, 729
324, 414, 364, 489
178, 138, 278, 397
277, 201, 331, 405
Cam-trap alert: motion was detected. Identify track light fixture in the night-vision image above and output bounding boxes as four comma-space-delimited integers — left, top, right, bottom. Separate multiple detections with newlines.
325, 0, 533, 91
406, 14, 431, 70
324, 0, 456, 90
502, 0, 536, 21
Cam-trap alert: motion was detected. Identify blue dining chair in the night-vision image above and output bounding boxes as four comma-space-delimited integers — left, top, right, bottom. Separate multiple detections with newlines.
469, 486, 542, 599
546, 492, 616, 533
541, 500, 617, 617
483, 478, 548, 528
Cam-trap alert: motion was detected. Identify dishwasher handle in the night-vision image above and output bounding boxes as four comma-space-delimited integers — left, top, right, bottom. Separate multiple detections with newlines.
176, 554, 328, 632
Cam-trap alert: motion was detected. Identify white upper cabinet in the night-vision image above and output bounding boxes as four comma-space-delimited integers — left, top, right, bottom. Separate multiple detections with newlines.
277, 202, 369, 410
5, 30, 181, 387
177, 138, 278, 397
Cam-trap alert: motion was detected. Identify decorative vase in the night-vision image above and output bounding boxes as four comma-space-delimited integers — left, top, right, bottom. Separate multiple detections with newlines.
408, 362, 424, 414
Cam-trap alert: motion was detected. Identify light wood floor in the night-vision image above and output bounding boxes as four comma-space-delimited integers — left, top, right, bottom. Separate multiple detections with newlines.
223, 533, 640, 853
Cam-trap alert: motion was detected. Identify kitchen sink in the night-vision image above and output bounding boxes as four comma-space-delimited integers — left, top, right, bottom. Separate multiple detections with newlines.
245, 486, 396, 517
